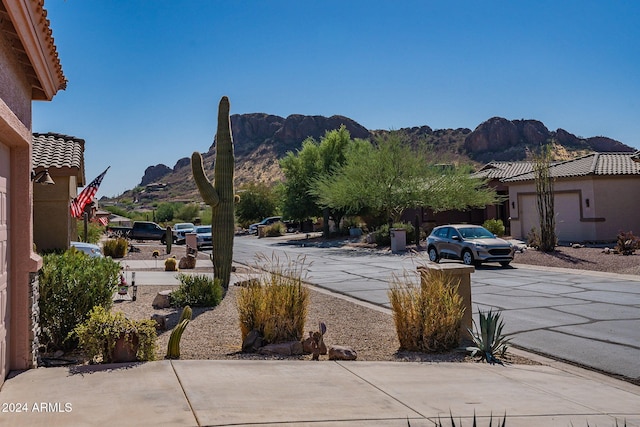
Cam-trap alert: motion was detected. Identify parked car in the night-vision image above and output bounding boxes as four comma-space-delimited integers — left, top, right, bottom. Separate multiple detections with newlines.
195, 225, 212, 248
107, 221, 168, 243
70, 241, 104, 258
426, 224, 515, 267
172, 222, 195, 244
249, 216, 282, 235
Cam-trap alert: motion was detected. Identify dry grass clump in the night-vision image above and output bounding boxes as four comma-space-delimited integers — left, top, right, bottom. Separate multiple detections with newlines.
389, 268, 464, 352
237, 254, 309, 344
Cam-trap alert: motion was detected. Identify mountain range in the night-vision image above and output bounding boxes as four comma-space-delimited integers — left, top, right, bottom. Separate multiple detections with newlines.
112, 114, 634, 203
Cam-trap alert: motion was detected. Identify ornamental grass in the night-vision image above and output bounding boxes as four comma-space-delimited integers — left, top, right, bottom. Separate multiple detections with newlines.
237, 254, 309, 344
389, 267, 464, 352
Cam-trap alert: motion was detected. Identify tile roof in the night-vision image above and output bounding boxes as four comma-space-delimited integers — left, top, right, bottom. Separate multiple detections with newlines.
503, 153, 640, 182
472, 161, 534, 180
32, 133, 85, 182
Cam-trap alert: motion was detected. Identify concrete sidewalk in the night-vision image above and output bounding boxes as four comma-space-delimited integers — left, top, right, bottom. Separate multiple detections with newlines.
1, 259, 638, 425
0, 358, 638, 426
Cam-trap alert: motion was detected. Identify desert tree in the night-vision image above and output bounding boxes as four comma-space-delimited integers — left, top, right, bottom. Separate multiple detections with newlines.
532, 143, 556, 252
310, 132, 498, 223
279, 126, 356, 234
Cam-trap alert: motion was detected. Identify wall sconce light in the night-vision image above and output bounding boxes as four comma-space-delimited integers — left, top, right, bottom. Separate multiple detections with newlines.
31, 169, 55, 185
585, 198, 590, 208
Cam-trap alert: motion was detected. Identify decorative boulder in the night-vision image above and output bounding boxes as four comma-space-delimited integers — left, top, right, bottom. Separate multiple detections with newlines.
258, 341, 304, 356
151, 314, 167, 330
152, 290, 172, 309
328, 345, 357, 361
178, 255, 196, 269
242, 330, 263, 353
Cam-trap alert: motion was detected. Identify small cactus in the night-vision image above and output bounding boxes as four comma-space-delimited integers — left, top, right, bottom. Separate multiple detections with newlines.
166, 306, 192, 359
191, 96, 236, 290
165, 226, 172, 254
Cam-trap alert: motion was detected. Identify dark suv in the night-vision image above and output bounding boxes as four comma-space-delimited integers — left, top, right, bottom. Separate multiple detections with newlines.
426, 224, 514, 267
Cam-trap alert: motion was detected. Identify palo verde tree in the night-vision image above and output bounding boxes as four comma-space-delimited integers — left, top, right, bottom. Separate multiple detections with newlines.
280, 125, 355, 234
532, 143, 556, 252
310, 132, 498, 223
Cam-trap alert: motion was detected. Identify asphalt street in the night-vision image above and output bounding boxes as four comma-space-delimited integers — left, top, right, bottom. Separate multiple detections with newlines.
232, 234, 640, 382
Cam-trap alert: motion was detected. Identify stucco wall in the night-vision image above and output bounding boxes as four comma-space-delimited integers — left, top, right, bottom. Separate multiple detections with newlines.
33, 175, 77, 252
508, 176, 640, 242
0, 29, 31, 128
591, 177, 640, 240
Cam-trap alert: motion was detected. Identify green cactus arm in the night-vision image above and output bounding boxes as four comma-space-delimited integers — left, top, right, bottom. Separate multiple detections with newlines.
191, 151, 219, 207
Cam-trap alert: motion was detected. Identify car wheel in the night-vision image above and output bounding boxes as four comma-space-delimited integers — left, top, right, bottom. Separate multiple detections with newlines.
428, 246, 439, 263
160, 237, 166, 245
462, 250, 474, 266
500, 261, 511, 268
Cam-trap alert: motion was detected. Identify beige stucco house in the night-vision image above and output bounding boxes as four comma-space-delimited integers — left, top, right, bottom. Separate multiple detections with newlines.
32, 133, 85, 252
504, 153, 640, 243
0, 0, 66, 384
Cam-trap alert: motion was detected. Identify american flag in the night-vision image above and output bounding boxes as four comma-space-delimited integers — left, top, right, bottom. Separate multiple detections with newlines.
70, 167, 110, 219
93, 216, 109, 226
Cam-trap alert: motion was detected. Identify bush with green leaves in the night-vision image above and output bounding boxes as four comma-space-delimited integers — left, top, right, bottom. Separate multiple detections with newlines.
235, 182, 278, 228
170, 274, 224, 307
38, 249, 121, 350
373, 222, 416, 246
467, 308, 511, 364
75, 220, 104, 244
74, 306, 157, 363
175, 203, 200, 222
482, 218, 505, 237
388, 267, 464, 352
103, 238, 128, 258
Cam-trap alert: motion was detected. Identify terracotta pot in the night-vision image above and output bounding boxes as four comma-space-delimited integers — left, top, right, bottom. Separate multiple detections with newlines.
111, 334, 139, 363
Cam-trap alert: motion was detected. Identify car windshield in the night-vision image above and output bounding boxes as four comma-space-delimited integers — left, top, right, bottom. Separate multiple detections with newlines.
175, 224, 193, 230
458, 227, 495, 239
195, 226, 211, 234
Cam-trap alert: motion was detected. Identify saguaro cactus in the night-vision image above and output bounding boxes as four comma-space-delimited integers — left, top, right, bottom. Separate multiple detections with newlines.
191, 96, 235, 289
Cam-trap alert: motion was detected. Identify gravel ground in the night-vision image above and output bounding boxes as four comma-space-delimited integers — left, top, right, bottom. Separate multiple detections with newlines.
105, 240, 601, 365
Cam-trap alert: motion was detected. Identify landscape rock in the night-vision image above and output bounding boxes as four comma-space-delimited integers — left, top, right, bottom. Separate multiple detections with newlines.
242, 330, 263, 353
152, 290, 172, 309
178, 255, 196, 269
151, 314, 167, 330
328, 345, 357, 361
258, 341, 304, 356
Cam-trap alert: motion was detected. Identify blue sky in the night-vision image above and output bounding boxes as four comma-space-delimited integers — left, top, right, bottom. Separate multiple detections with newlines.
33, 0, 640, 198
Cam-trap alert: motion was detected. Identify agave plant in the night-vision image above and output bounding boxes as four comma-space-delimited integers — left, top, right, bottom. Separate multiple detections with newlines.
466, 308, 511, 365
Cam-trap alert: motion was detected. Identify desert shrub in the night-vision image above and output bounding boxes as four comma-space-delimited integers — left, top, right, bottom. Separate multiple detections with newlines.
170, 274, 223, 307
615, 230, 640, 255
38, 249, 121, 350
74, 306, 157, 363
237, 255, 309, 344
76, 221, 104, 244
264, 221, 285, 237
526, 227, 540, 249
103, 238, 128, 258
482, 218, 505, 237
175, 203, 200, 222
373, 222, 416, 245
388, 267, 464, 352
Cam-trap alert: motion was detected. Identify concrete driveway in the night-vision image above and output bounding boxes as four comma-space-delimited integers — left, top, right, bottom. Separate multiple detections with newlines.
233, 235, 640, 382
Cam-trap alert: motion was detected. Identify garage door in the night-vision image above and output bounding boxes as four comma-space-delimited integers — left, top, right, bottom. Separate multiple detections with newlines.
0, 143, 9, 382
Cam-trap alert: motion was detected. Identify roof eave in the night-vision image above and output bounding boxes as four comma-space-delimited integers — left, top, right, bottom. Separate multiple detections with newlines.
4, 0, 66, 100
